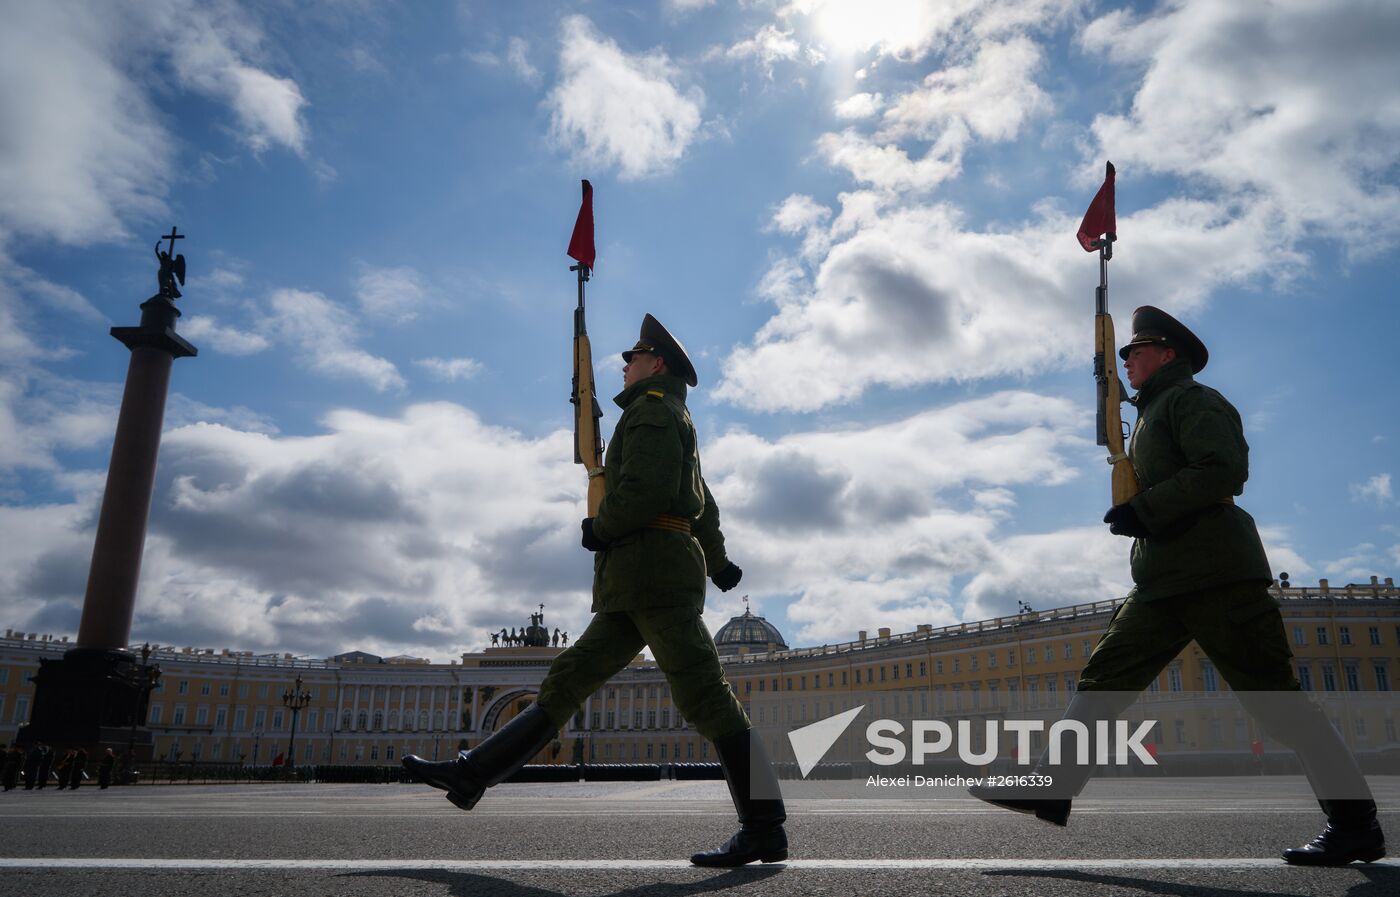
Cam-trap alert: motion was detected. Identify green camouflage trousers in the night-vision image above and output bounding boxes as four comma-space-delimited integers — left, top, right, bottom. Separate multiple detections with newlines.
536, 606, 750, 742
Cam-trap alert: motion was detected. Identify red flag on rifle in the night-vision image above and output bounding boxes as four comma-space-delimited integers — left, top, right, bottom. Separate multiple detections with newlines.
567, 179, 596, 269
1076, 161, 1116, 252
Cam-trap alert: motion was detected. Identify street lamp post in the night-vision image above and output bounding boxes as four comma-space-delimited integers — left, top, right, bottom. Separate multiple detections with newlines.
122, 642, 161, 784
281, 674, 312, 778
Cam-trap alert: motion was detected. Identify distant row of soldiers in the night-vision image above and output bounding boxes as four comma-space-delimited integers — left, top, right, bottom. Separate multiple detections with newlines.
2, 743, 120, 791
490, 627, 569, 648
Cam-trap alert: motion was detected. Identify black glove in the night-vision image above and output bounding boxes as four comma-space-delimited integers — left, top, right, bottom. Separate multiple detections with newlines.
1103, 504, 1151, 539
711, 562, 743, 592
581, 518, 608, 552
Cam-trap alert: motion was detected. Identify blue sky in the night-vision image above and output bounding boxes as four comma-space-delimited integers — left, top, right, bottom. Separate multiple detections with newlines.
1, 0, 1397, 662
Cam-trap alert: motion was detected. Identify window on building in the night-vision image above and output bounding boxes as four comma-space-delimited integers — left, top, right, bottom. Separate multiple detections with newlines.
1202, 662, 1218, 693
828, 672, 835, 687
952, 658, 960, 673
219, 683, 230, 697
1345, 665, 1361, 692
647, 711, 657, 728
259, 684, 270, 698
1340, 626, 1352, 646
659, 744, 667, 759
879, 667, 887, 682
1369, 627, 1382, 646
662, 709, 671, 727
215, 707, 227, 728
1322, 665, 1337, 691
178, 680, 189, 695
195, 707, 209, 725
200, 682, 211, 696
1376, 665, 1390, 692
1064, 643, 1073, 660
841, 671, 848, 686
1168, 666, 1183, 692
255, 709, 267, 729
1297, 665, 1313, 690
634, 711, 642, 728
1317, 627, 1330, 646
759, 679, 767, 691
1293, 627, 1306, 646
273, 710, 285, 730
238, 683, 248, 698
0, 669, 7, 685
969, 657, 978, 672
786, 678, 793, 690
1026, 649, 1035, 665
173, 706, 186, 725
988, 652, 997, 669
370, 745, 379, 761
606, 711, 615, 728
906, 663, 914, 678
935, 660, 944, 675
892, 666, 899, 681
1082, 640, 1092, 658
149, 704, 162, 724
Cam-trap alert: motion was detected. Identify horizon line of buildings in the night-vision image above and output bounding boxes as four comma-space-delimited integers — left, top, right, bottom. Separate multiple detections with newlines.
2, 575, 1396, 768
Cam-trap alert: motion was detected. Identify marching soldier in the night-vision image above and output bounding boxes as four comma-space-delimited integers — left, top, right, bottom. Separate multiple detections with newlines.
974, 306, 1384, 865
404, 314, 787, 866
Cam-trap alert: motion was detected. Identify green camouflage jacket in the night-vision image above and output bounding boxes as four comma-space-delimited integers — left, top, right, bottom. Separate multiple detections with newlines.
1125, 358, 1273, 601
590, 374, 730, 612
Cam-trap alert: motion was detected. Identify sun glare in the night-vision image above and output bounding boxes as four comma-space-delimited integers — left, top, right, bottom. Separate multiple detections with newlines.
806, 0, 939, 57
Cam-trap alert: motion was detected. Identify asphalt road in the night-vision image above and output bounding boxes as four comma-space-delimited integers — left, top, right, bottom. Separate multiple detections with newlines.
0, 777, 1396, 896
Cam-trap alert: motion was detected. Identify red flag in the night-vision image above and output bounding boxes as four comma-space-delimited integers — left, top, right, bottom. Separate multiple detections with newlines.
272, 752, 284, 766
566, 179, 595, 269
1076, 161, 1116, 252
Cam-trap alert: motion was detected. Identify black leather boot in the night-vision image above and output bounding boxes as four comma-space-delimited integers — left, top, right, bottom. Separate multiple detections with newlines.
691, 729, 788, 866
969, 691, 1136, 827
1283, 799, 1385, 866
401, 703, 556, 811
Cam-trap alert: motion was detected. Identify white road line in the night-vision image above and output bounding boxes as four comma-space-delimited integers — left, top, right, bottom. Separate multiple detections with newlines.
0, 858, 1390, 871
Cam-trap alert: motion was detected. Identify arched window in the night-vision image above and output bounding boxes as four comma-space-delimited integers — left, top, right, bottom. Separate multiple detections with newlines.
372, 711, 384, 730
356, 712, 368, 731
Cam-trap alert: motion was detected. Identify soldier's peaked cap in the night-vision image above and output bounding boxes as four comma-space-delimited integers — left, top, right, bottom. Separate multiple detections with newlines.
1119, 305, 1208, 374
621, 313, 698, 386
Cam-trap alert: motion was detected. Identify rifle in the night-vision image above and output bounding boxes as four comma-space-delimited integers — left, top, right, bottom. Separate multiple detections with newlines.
567, 181, 605, 515
1081, 162, 1138, 506
1093, 234, 1139, 505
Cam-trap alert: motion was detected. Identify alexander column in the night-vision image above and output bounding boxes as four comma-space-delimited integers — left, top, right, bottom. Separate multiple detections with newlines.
19, 229, 197, 754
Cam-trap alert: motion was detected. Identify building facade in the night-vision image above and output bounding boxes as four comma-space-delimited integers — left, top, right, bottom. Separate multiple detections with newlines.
2, 577, 1396, 767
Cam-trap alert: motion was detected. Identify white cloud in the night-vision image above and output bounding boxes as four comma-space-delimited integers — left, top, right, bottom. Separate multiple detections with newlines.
787, 0, 1080, 62
0, 5, 172, 244
834, 92, 884, 120
261, 288, 404, 392
0, 1, 311, 247
961, 527, 1129, 621
819, 37, 1050, 191
547, 16, 703, 180
415, 357, 483, 382
0, 403, 597, 660
701, 390, 1098, 642
667, 0, 715, 13
180, 315, 272, 356
354, 265, 429, 323
718, 193, 1297, 412
506, 37, 541, 83
722, 24, 804, 76
1083, 0, 1400, 252
1350, 473, 1394, 507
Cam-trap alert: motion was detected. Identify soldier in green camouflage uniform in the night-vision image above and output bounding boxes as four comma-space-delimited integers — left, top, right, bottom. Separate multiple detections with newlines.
975, 306, 1383, 866
404, 314, 787, 867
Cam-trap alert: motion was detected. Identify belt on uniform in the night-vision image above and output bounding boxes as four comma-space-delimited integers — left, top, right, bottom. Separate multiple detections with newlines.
646, 514, 693, 535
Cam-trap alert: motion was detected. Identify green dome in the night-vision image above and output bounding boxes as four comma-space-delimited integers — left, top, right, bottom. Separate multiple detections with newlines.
714, 609, 787, 655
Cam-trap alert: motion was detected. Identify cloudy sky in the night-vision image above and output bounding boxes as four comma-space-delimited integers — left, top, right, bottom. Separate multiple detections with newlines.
2, 0, 1397, 662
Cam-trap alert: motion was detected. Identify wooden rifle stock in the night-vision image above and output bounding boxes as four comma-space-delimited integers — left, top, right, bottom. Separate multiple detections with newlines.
1095, 311, 1140, 505
571, 268, 606, 516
